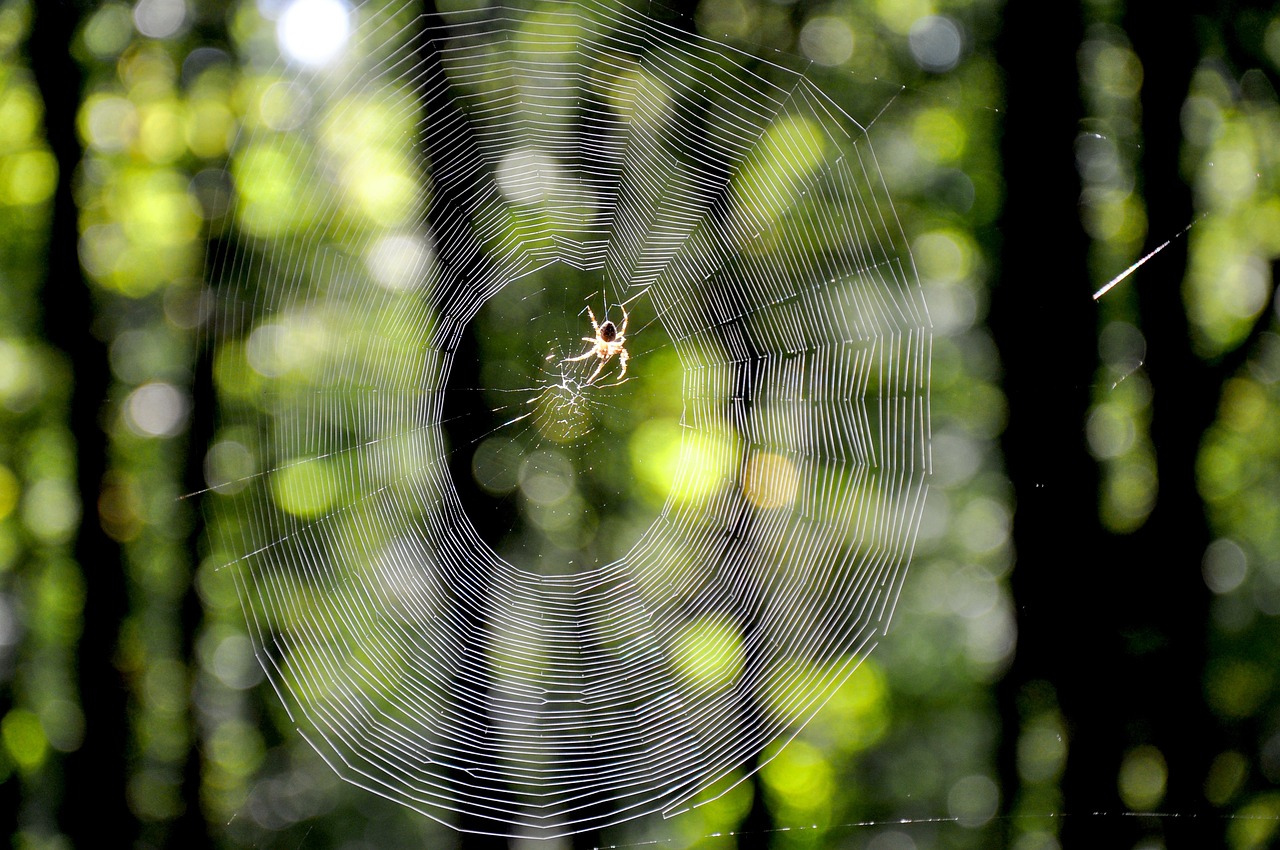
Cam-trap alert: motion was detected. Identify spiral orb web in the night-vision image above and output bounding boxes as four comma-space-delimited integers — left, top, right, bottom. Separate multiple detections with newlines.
208, 0, 931, 838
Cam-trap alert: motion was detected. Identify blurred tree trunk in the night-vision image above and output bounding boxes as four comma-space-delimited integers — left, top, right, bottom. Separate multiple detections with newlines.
996, 0, 1221, 846
1123, 0, 1218, 844
178, 295, 218, 847
29, 0, 135, 845
991, 0, 1117, 845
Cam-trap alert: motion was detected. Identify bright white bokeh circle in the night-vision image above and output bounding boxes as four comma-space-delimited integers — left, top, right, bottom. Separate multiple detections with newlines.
277, 0, 351, 68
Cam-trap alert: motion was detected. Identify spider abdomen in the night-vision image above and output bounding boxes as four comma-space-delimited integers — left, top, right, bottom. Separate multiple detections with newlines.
600, 321, 617, 342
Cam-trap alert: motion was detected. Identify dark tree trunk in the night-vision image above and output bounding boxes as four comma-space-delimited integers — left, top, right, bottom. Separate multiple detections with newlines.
1122, 1, 1219, 845
177, 332, 217, 847
29, 0, 135, 845
996, 0, 1222, 846
991, 0, 1112, 846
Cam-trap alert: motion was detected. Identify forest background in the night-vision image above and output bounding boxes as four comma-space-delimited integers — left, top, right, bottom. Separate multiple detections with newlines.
1, 0, 1279, 848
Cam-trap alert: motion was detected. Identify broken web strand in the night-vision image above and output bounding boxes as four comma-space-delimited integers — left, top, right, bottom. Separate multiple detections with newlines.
202, 0, 938, 841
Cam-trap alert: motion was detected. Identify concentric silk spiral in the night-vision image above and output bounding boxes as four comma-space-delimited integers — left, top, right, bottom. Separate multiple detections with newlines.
211, 0, 931, 837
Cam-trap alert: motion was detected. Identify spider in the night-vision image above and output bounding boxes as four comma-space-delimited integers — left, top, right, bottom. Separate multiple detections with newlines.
563, 305, 629, 384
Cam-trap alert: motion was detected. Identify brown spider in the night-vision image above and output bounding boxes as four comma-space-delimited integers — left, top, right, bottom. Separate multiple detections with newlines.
563, 305, 629, 384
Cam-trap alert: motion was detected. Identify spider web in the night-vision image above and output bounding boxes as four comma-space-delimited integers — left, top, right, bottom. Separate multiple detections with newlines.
205, 0, 931, 838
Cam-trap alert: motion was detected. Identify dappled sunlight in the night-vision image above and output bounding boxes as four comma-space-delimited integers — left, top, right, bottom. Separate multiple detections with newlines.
5, 0, 1280, 848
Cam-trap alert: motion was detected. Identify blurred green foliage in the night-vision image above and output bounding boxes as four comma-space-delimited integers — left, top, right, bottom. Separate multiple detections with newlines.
0, 0, 1279, 848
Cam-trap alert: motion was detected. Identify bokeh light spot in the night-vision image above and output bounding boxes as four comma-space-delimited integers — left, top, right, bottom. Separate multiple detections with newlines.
471, 437, 520, 496
1202, 538, 1248, 595
21, 478, 80, 544
948, 774, 999, 827
278, 0, 352, 68
799, 16, 855, 66
909, 15, 963, 72
744, 452, 799, 510
366, 232, 434, 292
82, 95, 138, 153
1, 709, 48, 772
205, 440, 256, 495
761, 739, 834, 816
672, 616, 745, 691
1, 149, 55, 207
124, 381, 190, 438
271, 460, 338, 519
0, 465, 17, 520
519, 450, 574, 506
1118, 745, 1167, 810
84, 3, 135, 58
133, 0, 187, 39
912, 108, 967, 163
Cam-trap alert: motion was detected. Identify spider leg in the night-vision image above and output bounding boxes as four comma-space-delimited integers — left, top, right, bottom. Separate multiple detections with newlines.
618, 305, 628, 337
586, 353, 610, 384
586, 306, 599, 334
563, 347, 598, 363
616, 347, 628, 381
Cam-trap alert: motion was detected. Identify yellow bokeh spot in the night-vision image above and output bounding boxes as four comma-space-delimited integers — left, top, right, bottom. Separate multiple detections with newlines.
761, 739, 834, 814
206, 719, 265, 779
825, 660, 889, 748
2, 709, 48, 772
84, 168, 201, 296
80, 93, 137, 152
186, 99, 235, 159
744, 451, 799, 510
0, 85, 42, 150
1018, 716, 1067, 783
211, 340, 262, 404
1084, 189, 1146, 244
734, 115, 828, 228
913, 107, 966, 164
876, 0, 935, 34
271, 460, 338, 519
342, 153, 418, 227
1, 149, 56, 206
232, 139, 313, 236
1206, 659, 1272, 720
1221, 378, 1267, 433
631, 418, 733, 506
82, 3, 134, 59
119, 169, 202, 246
1251, 199, 1280, 254
1229, 791, 1280, 850
765, 656, 889, 752
672, 616, 744, 691
762, 116, 828, 177
1092, 43, 1143, 99
22, 477, 80, 545
1101, 457, 1156, 533
696, 0, 757, 40
1187, 235, 1270, 357
1203, 140, 1258, 207
1205, 750, 1247, 807
913, 228, 975, 284
1198, 441, 1243, 503
1117, 745, 1167, 810
0, 465, 18, 521
138, 101, 186, 164
322, 96, 416, 160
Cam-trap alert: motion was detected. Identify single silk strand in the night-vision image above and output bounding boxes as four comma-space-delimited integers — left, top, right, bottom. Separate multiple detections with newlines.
1092, 216, 1203, 301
